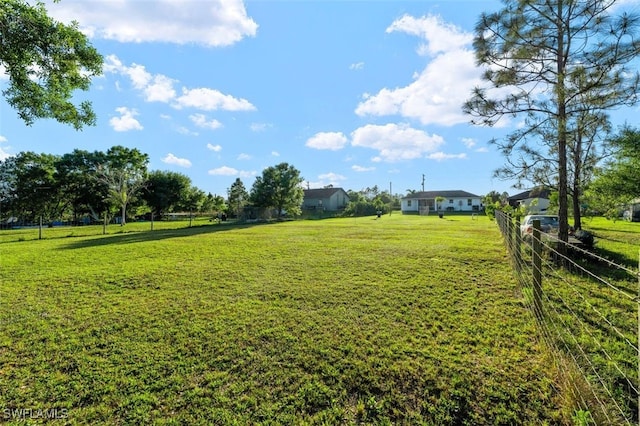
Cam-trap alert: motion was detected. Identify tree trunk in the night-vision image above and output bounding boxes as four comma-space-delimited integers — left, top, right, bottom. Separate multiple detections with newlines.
556, 0, 569, 259
572, 133, 583, 230
121, 204, 126, 225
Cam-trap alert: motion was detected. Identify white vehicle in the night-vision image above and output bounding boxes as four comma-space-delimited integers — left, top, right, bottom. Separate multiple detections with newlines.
520, 215, 560, 237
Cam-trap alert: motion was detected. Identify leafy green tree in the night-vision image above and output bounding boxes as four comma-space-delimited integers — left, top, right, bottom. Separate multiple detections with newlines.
142, 170, 192, 218
55, 149, 109, 223
201, 193, 226, 215
177, 186, 205, 214
0, 0, 103, 129
97, 146, 148, 225
0, 152, 65, 223
227, 178, 248, 218
464, 0, 640, 247
586, 127, 640, 216
250, 163, 304, 218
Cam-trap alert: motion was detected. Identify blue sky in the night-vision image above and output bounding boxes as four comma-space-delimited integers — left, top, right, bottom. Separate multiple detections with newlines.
1, 0, 639, 199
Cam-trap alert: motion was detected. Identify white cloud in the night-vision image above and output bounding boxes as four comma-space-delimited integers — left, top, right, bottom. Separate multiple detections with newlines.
355, 14, 482, 127
109, 107, 143, 132
190, 114, 223, 130
208, 166, 256, 178
250, 122, 272, 132
271, 151, 280, 157
351, 123, 444, 162
306, 132, 348, 151
0, 136, 11, 161
349, 62, 364, 70
237, 153, 251, 160
45, 0, 258, 47
105, 55, 255, 112
461, 138, 476, 149
104, 55, 176, 102
352, 165, 375, 172
475, 147, 489, 153
0, 64, 8, 81
176, 126, 198, 136
309, 172, 347, 189
387, 15, 472, 55
319, 172, 346, 181
174, 88, 256, 111
162, 153, 192, 168
145, 75, 177, 102
209, 166, 238, 176
207, 144, 222, 152
427, 152, 467, 161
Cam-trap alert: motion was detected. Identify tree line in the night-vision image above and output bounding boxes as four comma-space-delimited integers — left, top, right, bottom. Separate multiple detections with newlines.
0, 148, 312, 226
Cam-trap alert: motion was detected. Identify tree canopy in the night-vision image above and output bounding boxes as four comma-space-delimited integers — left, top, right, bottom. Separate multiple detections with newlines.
250, 163, 304, 218
0, 0, 103, 129
586, 126, 640, 216
227, 178, 248, 218
464, 0, 640, 242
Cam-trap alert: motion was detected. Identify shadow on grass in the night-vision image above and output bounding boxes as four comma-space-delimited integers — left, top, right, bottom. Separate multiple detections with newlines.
59, 222, 267, 250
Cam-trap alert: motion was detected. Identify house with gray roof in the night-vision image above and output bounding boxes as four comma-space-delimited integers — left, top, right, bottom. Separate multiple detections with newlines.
508, 188, 552, 213
401, 190, 482, 214
302, 188, 350, 212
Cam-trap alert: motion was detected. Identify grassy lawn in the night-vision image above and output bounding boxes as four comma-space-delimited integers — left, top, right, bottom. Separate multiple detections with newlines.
1, 214, 565, 424
581, 216, 640, 269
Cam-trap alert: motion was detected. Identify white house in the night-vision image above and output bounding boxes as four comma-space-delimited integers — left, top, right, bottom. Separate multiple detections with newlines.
302, 188, 350, 212
508, 188, 552, 213
401, 190, 482, 214
623, 198, 640, 222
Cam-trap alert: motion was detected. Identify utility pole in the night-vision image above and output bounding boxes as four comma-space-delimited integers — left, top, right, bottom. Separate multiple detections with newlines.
422, 174, 425, 192
389, 182, 392, 216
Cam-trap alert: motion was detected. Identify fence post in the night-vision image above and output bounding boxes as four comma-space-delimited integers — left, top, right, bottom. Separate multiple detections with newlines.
515, 218, 522, 271
507, 213, 513, 255
532, 219, 543, 320
38, 215, 43, 240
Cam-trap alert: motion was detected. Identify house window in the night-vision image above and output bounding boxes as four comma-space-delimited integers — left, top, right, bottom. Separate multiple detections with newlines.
449, 199, 453, 204
407, 200, 412, 207
467, 199, 472, 206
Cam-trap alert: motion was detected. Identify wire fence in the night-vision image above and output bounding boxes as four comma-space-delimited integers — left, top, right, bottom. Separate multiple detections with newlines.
495, 210, 639, 425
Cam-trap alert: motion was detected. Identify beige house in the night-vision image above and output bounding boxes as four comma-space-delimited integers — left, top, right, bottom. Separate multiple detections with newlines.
302, 188, 350, 212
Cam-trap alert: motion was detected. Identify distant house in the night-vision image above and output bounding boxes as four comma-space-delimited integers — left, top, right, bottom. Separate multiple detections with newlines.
623, 198, 640, 222
302, 188, 350, 212
401, 190, 482, 214
508, 188, 552, 213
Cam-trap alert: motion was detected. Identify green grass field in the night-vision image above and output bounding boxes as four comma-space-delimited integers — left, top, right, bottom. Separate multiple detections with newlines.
0, 214, 596, 424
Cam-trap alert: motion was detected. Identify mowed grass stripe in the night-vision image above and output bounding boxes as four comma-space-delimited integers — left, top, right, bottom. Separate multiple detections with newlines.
0, 215, 561, 424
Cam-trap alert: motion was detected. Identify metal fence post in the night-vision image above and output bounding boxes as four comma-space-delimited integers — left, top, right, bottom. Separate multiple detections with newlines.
532, 219, 543, 320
